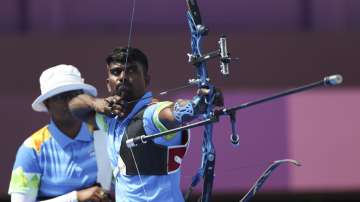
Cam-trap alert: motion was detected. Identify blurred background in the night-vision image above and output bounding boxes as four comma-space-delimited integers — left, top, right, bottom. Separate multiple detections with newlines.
1, 0, 359, 201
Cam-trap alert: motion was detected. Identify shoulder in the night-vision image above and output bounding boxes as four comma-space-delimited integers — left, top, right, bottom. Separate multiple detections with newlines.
143, 101, 173, 123
144, 101, 173, 116
23, 126, 52, 154
143, 101, 171, 126
13, 126, 52, 168
143, 101, 180, 142
9, 128, 47, 196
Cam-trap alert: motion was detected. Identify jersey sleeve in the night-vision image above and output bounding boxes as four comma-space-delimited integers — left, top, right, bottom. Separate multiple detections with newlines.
95, 113, 111, 133
143, 101, 182, 146
8, 143, 41, 198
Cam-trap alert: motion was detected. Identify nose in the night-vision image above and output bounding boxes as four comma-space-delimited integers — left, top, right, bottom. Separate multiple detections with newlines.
120, 67, 127, 80
116, 70, 126, 85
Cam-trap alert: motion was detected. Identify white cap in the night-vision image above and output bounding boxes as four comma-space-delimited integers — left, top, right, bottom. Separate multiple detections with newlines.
31, 64, 97, 112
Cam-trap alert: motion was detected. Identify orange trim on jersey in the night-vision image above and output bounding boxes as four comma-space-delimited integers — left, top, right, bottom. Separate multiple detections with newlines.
24, 126, 51, 154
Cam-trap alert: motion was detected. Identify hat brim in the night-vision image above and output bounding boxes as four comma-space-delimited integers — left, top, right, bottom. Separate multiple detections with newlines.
32, 83, 97, 112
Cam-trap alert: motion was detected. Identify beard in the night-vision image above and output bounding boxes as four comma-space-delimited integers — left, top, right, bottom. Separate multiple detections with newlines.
115, 84, 134, 101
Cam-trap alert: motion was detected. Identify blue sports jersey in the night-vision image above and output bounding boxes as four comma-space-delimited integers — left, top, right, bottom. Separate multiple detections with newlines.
96, 92, 184, 202
8, 121, 98, 198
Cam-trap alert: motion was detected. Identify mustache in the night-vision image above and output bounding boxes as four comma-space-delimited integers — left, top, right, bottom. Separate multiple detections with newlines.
115, 82, 132, 95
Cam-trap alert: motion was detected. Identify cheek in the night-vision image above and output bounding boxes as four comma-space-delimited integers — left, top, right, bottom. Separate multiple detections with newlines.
107, 78, 118, 88
133, 78, 146, 89
48, 102, 69, 114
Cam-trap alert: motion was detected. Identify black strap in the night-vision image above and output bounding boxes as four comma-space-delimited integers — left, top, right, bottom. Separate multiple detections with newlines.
120, 108, 168, 175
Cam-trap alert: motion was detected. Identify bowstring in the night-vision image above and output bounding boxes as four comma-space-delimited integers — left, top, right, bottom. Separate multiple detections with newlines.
121, 0, 149, 200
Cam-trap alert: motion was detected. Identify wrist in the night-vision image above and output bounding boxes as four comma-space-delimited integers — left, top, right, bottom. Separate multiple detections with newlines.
92, 98, 106, 113
70, 190, 78, 202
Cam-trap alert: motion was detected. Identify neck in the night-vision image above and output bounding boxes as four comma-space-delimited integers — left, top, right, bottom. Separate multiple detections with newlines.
121, 101, 136, 118
52, 117, 82, 139
122, 92, 150, 117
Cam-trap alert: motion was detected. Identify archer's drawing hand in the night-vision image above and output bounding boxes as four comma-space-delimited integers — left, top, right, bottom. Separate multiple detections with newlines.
103, 95, 128, 118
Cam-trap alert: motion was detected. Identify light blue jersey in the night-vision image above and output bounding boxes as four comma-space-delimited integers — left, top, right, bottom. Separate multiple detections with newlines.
8, 121, 97, 199
96, 92, 185, 202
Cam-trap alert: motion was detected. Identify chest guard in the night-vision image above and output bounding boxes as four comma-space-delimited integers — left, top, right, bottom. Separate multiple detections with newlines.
119, 108, 189, 175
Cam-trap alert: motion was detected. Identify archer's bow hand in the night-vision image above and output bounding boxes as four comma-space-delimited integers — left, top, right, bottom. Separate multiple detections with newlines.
197, 87, 224, 109
166, 87, 223, 124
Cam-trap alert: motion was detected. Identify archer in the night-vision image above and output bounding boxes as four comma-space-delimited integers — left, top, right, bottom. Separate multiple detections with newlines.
69, 47, 224, 202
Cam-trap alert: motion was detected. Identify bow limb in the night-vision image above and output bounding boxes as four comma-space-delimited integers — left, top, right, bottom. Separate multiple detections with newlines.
185, 1, 217, 201
239, 159, 301, 202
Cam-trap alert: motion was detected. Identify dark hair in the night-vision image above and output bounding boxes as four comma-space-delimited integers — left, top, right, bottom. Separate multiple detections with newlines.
106, 47, 148, 74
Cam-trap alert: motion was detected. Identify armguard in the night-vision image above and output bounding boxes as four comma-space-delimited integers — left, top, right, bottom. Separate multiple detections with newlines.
173, 95, 205, 123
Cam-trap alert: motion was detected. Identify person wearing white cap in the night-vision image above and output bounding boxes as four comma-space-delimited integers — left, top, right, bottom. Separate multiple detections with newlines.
8, 65, 110, 202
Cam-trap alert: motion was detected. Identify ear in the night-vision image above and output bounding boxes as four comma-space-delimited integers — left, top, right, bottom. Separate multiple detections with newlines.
145, 74, 150, 86
106, 78, 111, 93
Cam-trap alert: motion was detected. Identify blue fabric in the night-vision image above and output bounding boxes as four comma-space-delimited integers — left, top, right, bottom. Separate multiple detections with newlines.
143, 103, 182, 146
97, 92, 184, 202
9, 121, 98, 198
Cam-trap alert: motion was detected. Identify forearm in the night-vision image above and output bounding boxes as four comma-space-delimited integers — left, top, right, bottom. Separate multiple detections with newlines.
11, 193, 36, 202
69, 94, 96, 117
172, 87, 224, 124
172, 94, 207, 123
11, 191, 77, 202
69, 94, 110, 125
40, 191, 78, 202
157, 95, 206, 130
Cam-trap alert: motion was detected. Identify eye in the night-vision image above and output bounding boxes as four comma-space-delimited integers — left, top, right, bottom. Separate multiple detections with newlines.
126, 66, 137, 74
110, 68, 122, 76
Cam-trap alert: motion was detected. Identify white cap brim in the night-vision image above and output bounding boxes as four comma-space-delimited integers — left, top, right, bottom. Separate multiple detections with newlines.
31, 83, 97, 112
